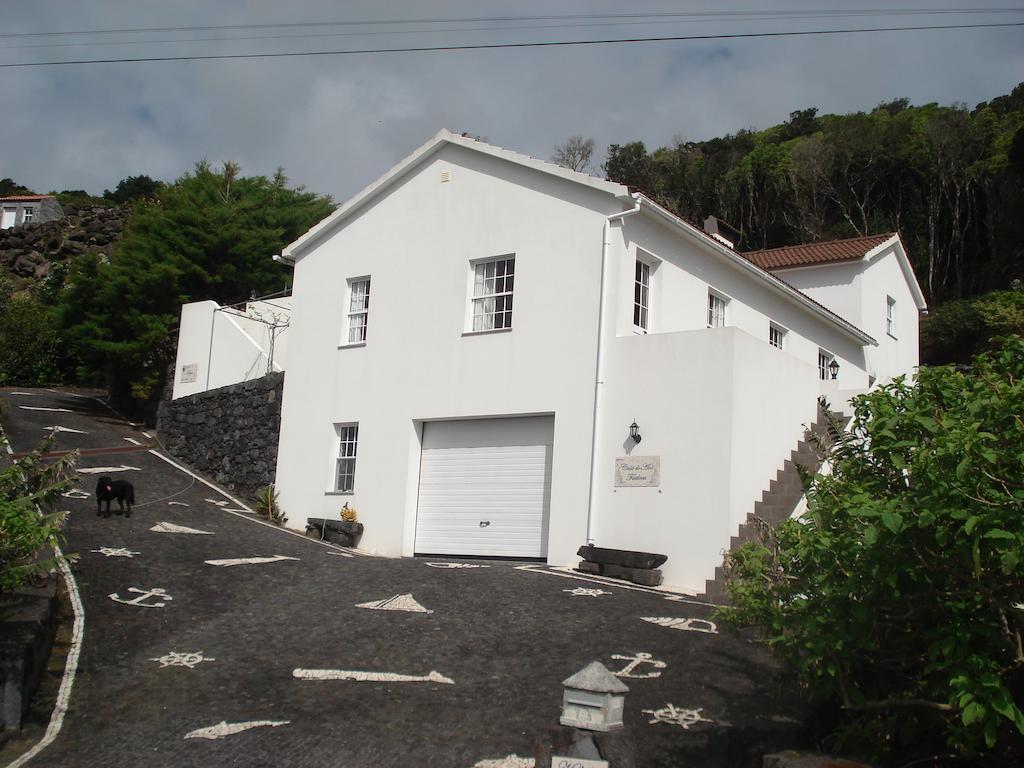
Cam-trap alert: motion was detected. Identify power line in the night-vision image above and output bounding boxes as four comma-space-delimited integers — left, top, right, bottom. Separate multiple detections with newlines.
3, 10, 1021, 52
0, 21, 1019, 69
1, 8, 1020, 39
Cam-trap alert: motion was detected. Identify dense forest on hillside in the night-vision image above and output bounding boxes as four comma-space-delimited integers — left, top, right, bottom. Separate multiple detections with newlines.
601, 83, 1024, 305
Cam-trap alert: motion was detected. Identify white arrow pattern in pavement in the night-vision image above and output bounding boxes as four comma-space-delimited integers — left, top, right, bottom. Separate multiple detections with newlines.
293, 669, 454, 684
356, 594, 433, 613
184, 720, 289, 740
204, 555, 299, 567
78, 465, 142, 474
44, 425, 88, 434
150, 521, 214, 535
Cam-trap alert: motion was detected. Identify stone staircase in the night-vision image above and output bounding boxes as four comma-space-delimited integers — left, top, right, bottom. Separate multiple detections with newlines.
699, 403, 847, 604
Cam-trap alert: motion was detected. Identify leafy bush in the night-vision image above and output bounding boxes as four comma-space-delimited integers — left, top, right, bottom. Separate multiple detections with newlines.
0, 428, 77, 592
253, 484, 286, 526
718, 336, 1024, 762
0, 280, 61, 386
921, 286, 1024, 365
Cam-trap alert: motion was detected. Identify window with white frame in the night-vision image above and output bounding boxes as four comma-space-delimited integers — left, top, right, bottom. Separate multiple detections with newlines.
707, 290, 728, 328
886, 295, 896, 337
334, 423, 359, 492
634, 259, 650, 332
22, 207, 33, 223
471, 256, 514, 331
769, 323, 787, 350
818, 350, 834, 381
346, 277, 370, 344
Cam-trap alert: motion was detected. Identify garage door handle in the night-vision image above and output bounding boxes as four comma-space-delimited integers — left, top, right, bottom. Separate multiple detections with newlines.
479, 521, 490, 528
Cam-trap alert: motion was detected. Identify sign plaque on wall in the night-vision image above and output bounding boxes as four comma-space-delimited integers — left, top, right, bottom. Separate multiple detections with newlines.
180, 363, 198, 384
614, 456, 661, 487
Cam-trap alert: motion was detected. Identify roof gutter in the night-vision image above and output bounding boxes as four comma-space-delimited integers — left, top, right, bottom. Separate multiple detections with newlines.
634, 195, 877, 346
585, 196, 642, 546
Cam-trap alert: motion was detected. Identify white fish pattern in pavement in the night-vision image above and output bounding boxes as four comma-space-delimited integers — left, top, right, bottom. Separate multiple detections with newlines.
184, 720, 289, 740
204, 555, 299, 567
293, 668, 454, 684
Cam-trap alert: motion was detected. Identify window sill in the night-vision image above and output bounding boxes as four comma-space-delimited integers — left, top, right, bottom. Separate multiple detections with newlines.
324, 490, 355, 496
338, 342, 367, 349
462, 327, 513, 337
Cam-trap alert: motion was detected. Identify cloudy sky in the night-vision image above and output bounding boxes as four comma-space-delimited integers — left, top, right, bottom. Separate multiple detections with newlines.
2, 2, 1021, 202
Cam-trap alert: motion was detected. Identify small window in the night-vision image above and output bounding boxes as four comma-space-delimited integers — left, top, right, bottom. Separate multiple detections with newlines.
769, 323, 786, 350
471, 256, 514, 331
22, 206, 34, 223
334, 423, 359, 493
818, 350, 835, 381
634, 259, 650, 332
346, 277, 370, 344
707, 290, 728, 328
886, 296, 896, 337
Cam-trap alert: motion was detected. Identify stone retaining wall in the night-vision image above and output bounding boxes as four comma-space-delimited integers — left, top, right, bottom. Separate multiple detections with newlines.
156, 372, 284, 502
0, 573, 58, 738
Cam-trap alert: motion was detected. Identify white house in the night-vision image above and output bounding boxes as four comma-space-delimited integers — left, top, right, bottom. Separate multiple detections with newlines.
184, 129, 926, 592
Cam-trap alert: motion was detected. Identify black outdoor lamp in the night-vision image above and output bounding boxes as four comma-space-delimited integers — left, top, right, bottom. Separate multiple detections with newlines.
629, 421, 642, 444
828, 358, 840, 380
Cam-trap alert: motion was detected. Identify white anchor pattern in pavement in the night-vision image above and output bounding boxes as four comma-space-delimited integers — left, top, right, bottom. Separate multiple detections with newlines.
91, 547, 140, 558
150, 651, 215, 669
563, 587, 611, 597
642, 704, 713, 729
109, 587, 172, 608
610, 652, 667, 679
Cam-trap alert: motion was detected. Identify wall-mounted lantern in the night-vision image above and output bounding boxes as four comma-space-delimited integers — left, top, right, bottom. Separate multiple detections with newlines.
559, 661, 629, 732
828, 359, 840, 380
629, 421, 642, 444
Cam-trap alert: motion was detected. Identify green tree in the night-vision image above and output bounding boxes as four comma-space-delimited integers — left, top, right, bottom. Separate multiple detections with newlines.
719, 336, 1024, 762
57, 161, 333, 405
0, 279, 60, 386
103, 174, 162, 204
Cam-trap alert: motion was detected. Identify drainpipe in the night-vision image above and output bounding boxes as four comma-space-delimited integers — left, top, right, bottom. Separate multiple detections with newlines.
585, 195, 642, 545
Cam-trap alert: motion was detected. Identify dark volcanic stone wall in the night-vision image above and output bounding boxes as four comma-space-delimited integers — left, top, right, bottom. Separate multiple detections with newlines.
156, 372, 284, 502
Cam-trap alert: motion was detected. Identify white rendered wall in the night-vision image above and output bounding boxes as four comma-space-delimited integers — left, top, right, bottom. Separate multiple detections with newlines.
777, 246, 920, 385
172, 299, 289, 399
274, 143, 626, 566
610, 215, 871, 391
594, 326, 820, 591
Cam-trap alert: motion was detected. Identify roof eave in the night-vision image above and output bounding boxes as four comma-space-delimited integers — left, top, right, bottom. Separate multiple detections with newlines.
633, 194, 877, 347
862, 233, 928, 312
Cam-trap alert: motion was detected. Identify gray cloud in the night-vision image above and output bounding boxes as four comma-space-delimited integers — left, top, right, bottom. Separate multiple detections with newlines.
1, 1, 1020, 201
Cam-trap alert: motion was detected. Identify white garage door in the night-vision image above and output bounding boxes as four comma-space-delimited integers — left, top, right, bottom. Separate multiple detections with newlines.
415, 416, 553, 558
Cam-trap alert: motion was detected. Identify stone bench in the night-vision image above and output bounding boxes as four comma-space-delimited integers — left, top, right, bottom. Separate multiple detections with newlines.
306, 518, 364, 548
576, 545, 666, 587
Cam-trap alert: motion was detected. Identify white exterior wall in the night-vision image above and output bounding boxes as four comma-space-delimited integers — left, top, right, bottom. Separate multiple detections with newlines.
594, 327, 821, 590
777, 244, 920, 385
274, 144, 623, 567
610, 216, 871, 391
172, 298, 290, 399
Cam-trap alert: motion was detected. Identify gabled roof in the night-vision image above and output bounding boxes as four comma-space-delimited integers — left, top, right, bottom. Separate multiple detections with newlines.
0, 195, 52, 203
744, 232, 927, 312
278, 130, 880, 345
743, 233, 896, 270
281, 129, 629, 260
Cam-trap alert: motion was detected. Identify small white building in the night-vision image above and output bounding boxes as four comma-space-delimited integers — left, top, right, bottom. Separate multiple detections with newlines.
189, 130, 927, 592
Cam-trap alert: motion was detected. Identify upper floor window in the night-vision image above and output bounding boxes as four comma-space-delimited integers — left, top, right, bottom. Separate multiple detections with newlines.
22, 207, 33, 223
886, 296, 896, 337
346, 277, 370, 344
707, 290, 728, 328
472, 256, 514, 331
818, 350, 835, 381
769, 323, 786, 350
634, 259, 650, 332
334, 423, 359, 493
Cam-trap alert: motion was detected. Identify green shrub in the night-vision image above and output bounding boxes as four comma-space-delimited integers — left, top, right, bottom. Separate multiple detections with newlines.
718, 336, 1024, 762
253, 484, 286, 526
0, 428, 77, 592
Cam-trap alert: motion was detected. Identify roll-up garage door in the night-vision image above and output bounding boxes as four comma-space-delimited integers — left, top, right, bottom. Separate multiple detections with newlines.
414, 416, 553, 558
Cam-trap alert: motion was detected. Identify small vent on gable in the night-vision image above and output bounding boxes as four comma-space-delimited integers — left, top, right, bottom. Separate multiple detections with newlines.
440, 171, 452, 183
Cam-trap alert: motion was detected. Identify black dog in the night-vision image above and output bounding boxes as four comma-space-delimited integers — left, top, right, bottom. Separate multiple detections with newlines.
96, 476, 134, 518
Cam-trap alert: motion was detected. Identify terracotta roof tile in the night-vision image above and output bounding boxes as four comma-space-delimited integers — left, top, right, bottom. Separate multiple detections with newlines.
743, 233, 895, 270
0, 195, 52, 202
